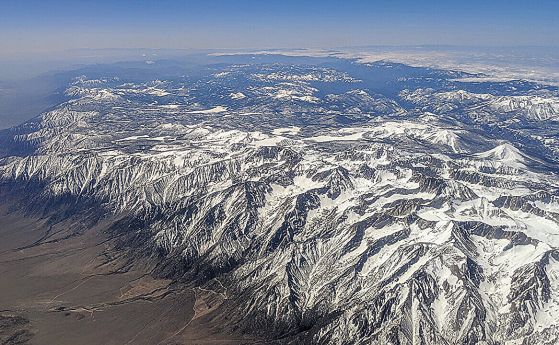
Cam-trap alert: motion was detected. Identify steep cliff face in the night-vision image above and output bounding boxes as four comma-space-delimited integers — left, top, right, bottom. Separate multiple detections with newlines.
2, 60, 559, 344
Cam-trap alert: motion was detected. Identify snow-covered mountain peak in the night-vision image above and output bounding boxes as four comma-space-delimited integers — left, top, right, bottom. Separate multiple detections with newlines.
477, 143, 527, 164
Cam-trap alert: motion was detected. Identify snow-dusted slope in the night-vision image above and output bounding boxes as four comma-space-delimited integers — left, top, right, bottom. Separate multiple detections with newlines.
2, 61, 559, 344
401, 88, 559, 122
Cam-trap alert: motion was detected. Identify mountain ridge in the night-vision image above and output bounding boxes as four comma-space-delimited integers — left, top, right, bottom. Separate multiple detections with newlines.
1, 57, 559, 344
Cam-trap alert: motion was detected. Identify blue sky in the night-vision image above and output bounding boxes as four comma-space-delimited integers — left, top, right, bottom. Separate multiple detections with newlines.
0, 0, 558, 54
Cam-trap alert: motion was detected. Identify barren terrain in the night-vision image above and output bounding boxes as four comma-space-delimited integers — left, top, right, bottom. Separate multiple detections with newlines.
0, 206, 258, 345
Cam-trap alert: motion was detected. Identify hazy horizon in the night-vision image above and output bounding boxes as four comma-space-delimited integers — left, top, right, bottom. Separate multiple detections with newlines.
1, 1, 558, 127
1, 0, 558, 57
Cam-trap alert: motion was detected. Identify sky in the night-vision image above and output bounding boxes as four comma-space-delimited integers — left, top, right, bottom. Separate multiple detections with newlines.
0, 0, 558, 56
